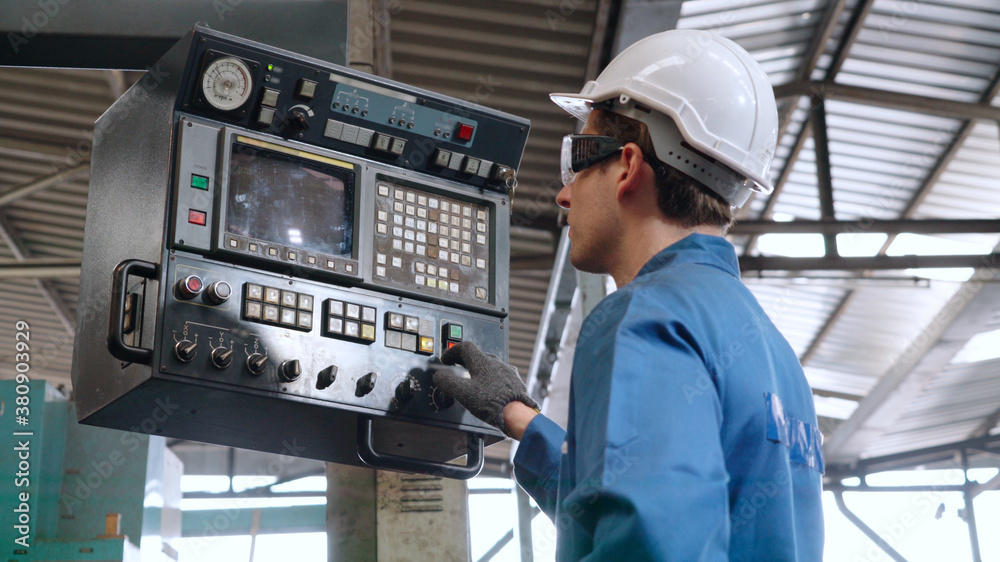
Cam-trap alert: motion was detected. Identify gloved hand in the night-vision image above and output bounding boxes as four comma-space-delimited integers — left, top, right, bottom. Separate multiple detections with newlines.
433, 341, 539, 434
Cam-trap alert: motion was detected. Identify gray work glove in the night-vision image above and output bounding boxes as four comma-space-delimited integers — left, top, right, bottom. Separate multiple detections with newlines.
433, 341, 539, 433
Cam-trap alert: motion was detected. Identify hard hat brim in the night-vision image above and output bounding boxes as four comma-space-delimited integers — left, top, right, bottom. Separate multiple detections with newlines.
549, 93, 594, 122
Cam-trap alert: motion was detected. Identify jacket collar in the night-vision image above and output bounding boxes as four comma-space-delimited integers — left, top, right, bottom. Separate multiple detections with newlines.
635, 233, 740, 280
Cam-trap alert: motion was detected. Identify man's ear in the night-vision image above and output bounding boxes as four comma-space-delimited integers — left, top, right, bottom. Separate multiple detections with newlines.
615, 143, 648, 201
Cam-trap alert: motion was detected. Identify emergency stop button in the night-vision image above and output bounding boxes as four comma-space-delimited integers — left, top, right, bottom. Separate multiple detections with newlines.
455, 123, 474, 142
176, 275, 204, 300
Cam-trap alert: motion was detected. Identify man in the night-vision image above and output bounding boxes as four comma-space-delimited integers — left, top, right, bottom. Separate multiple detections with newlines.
434, 29, 824, 560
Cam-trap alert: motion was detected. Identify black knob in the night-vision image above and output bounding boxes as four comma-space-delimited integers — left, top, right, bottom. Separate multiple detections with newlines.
204, 281, 232, 305
174, 339, 197, 363
279, 359, 301, 382
211, 347, 234, 369
176, 275, 204, 300
432, 387, 454, 410
355, 372, 377, 397
395, 377, 416, 404
316, 365, 338, 390
247, 353, 268, 376
285, 109, 310, 135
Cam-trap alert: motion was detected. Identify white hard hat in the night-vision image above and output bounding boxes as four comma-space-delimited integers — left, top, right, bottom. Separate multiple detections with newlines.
550, 29, 778, 208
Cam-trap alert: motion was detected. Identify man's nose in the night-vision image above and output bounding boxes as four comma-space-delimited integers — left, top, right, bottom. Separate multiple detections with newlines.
556, 184, 571, 210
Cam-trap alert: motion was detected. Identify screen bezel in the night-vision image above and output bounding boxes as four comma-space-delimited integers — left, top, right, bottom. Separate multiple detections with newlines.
215, 130, 362, 272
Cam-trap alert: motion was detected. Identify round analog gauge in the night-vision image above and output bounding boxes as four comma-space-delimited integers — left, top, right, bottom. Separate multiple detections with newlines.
200, 56, 253, 111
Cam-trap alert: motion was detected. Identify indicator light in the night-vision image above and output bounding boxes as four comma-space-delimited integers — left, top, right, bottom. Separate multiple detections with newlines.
267, 64, 274, 71
188, 209, 207, 226
191, 174, 209, 190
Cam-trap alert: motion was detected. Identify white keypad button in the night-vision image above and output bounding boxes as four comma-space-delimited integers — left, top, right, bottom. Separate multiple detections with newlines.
417, 208, 427, 219
377, 253, 387, 264
376, 223, 388, 235
393, 214, 403, 225
393, 226, 403, 237
404, 229, 415, 240
416, 220, 426, 231
476, 258, 486, 269
477, 234, 486, 245
429, 198, 439, 209
450, 253, 459, 264
477, 210, 486, 220
418, 195, 427, 206
428, 223, 438, 234
450, 282, 459, 293
417, 245, 426, 255
404, 217, 415, 229
394, 201, 404, 213
439, 267, 448, 278
378, 185, 389, 196
462, 242, 471, 253
415, 274, 425, 285
392, 239, 402, 250
376, 265, 386, 277
405, 204, 415, 216
377, 210, 388, 221
461, 255, 471, 266
406, 192, 416, 203
404, 242, 414, 253
394, 189, 404, 200
428, 265, 438, 276
440, 250, 449, 261
392, 256, 402, 268
415, 262, 426, 273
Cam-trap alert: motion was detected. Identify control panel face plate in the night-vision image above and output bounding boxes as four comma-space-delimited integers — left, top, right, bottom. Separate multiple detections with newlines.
159, 255, 503, 431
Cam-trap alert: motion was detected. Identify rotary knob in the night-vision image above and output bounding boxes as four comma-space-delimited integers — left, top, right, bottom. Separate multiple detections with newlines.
174, 339, 197, 363
246, 353, 268, 376
355, 372, 377, 397
395, 377, 416, 404
283, 109, 311, 137
316, 365, 338, 390
279, 359, 301, 382
211, 347, 234, 369
431, 387, 454, 410
204, 281, 232, 305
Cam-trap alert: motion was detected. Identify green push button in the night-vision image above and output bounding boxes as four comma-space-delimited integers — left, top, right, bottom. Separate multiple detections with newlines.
447, 323, 463, 341
191, 174, 209, 190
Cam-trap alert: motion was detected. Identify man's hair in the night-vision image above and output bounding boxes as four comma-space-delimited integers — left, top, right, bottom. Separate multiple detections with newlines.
590, 109, 733, 231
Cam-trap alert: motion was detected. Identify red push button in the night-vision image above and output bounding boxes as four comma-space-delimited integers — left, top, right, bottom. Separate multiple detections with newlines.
188, 209, 207, 226
455, 123, 474, 142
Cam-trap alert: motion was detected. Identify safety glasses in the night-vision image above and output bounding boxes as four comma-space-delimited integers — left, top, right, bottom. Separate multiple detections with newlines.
560, 134, 624, 186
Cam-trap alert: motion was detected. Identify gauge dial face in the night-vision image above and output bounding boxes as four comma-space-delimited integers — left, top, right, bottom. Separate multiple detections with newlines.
201, 57, 253, 111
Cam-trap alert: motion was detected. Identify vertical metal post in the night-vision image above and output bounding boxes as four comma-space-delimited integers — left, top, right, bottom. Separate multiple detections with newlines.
516, 486, 535, 562
811, 95, 838, 258
326, 464, 378, 561
961, 450, 983, 562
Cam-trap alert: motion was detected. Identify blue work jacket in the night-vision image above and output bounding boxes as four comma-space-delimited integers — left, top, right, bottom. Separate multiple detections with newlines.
513, 233, 824, 561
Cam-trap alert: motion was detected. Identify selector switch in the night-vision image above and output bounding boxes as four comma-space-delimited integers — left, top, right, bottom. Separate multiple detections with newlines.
355, 372, 377, 397
316, 365, 338, 390
174, 340, 197, 363
204, 280, 232, 305
211, 347, 234, 369
247, 353, 268, 376
395, 377, 416, 404
279, 359, 301, 382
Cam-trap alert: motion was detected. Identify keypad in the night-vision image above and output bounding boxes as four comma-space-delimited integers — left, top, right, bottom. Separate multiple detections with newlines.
323, 299, 377, 344
373, 181, 490, 303
384, 311, 435, 355
243, 283, 313, 331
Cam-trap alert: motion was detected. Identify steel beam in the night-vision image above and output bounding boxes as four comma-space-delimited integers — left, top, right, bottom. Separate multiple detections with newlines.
811, 97, 838, 257
0, 214, 76, 333
731, 219, 1000, 236
774, 81, 1000, 122
0, 258, 81, 278
0, 0, 348, 69
738, 253, 1000, 272
0, 163, 89, 208
827, 433, 1000, 478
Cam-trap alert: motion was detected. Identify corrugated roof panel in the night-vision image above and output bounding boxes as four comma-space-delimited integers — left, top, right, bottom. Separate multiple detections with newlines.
746, 283, 849, 356
806, 282, 963, 379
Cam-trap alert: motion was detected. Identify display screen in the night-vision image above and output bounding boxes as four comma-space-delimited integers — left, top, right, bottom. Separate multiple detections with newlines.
226, 143, 354, 258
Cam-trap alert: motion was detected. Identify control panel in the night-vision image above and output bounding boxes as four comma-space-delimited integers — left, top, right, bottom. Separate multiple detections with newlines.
73, 26, 529, 479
